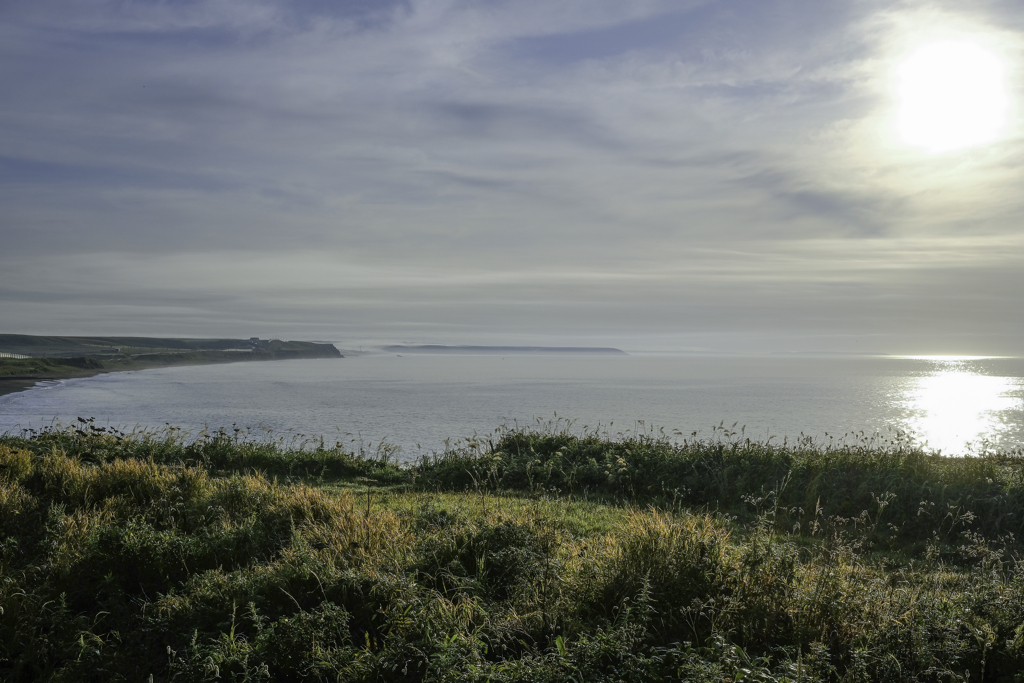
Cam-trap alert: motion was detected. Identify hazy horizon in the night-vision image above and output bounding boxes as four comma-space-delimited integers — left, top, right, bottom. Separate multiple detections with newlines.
2, 0, 1022, 356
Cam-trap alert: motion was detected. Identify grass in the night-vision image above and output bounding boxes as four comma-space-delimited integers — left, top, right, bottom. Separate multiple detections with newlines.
2, 420, 1024, 681
0, 357, 104, 378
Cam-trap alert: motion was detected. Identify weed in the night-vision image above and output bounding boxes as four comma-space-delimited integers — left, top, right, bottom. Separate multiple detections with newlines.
3, 425, 1024, 680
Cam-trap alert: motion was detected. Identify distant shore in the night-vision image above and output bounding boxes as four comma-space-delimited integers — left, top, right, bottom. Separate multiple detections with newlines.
381, 344, 628, 354
0, 335, 342, 398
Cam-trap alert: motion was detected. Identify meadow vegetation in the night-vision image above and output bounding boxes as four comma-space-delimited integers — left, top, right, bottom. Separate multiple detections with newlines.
3, 420, 1024, 681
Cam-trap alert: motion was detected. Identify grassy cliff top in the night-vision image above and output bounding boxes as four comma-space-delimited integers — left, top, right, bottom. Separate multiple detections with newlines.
3, 423, 1024, 681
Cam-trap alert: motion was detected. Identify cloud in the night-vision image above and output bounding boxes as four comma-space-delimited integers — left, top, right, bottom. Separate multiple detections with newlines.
0, 0, 1023, 353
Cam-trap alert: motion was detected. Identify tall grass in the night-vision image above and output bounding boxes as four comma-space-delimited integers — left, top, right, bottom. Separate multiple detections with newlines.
3, 423, 1024, 681
415, 421, 1024, 546
10, 419, 406, 483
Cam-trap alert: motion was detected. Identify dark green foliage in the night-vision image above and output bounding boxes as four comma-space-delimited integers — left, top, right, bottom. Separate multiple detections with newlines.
8, 421, 405, 483
417, 518, 545, 601
4, 426, 1024, 681
0, 356, 103, 378
414, 423, 1024, 545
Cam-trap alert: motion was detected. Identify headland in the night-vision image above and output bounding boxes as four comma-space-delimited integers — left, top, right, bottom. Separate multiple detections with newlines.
381, 344, 627, 354
0, 334, 342, 397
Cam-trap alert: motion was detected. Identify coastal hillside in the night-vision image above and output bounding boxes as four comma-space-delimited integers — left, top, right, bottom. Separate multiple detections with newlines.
0, 335, 342, 396
2, 423, 1024, 681
0, 334, 342, 359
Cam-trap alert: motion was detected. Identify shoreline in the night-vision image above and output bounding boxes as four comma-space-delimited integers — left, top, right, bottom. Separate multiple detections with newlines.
0, 341, 344, 398
0, 378, 53, 398
0, 358, 227, 398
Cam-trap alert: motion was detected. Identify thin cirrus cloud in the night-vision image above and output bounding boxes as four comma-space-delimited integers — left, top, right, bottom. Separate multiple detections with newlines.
0, 0, 1022, 353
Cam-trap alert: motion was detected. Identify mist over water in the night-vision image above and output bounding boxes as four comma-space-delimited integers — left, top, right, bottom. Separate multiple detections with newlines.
2, 354, 1023, 460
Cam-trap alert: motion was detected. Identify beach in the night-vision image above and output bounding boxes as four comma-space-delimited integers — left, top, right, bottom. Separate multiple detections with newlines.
0, 335, 343, 398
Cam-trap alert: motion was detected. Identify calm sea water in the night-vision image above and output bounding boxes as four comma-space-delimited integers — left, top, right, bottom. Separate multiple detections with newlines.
2, 354, 1023, 460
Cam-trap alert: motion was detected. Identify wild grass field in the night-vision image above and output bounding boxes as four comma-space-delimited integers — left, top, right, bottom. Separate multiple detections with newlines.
3, 421, 1024, 681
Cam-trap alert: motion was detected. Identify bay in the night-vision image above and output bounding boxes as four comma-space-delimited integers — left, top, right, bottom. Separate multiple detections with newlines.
1, 353, 1023, 460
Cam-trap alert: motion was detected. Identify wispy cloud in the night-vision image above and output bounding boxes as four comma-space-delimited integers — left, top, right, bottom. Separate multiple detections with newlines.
1, 0, 1022, 353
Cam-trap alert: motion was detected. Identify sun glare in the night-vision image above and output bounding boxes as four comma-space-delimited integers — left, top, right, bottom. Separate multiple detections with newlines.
897, 40, 1008, 153
901, 360, 1023, 454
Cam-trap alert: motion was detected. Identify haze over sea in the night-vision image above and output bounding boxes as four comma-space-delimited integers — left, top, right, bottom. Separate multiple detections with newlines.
2, 353, 1023, 461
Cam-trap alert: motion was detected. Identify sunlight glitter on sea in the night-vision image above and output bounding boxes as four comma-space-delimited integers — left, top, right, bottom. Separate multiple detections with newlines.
901, 359, 1024, 454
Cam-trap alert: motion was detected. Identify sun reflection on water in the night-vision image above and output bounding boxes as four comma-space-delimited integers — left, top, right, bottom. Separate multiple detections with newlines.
901, 359, 1023, 454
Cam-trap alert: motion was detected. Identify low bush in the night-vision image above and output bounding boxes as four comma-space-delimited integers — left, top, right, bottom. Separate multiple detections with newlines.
414, 423, 1024, 546
2, 425, 1024, 680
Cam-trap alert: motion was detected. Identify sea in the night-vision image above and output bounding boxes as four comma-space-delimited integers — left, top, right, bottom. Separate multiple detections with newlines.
2, 353, 1023, 461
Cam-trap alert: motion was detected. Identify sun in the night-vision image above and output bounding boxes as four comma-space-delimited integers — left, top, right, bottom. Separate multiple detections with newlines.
897, 40, 1008, 153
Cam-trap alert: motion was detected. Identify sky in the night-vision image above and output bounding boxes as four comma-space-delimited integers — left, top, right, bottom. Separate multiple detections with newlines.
1, 0, 1023, 354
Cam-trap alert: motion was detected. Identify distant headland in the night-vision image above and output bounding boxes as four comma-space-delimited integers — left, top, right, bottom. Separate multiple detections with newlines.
381, 344, 627, 355
0, 334, 342, 397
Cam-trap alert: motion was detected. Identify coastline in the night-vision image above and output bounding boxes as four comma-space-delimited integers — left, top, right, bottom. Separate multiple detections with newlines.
0, 357, 224, 398
0, 378, 49, 398
0, 339, 343, 398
